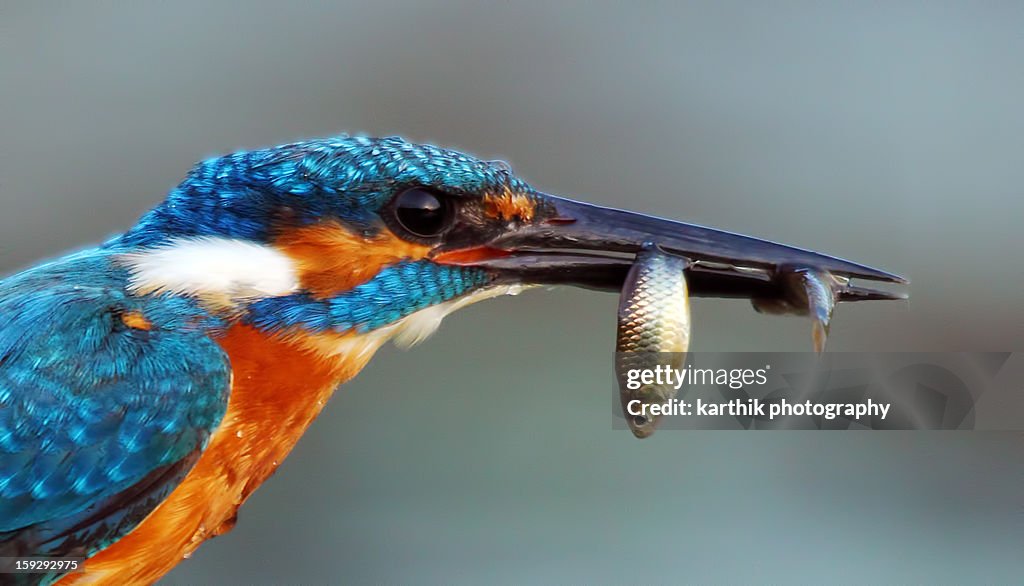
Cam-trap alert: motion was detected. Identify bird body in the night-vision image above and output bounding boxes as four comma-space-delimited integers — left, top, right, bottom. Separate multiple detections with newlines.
0, 250, 228, 584
63, 322, 360, 584
0, 136, 905, 584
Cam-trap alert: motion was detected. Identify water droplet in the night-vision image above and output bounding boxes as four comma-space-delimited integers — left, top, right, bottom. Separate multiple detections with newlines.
235, 430, 243, 438
183, 552, 192, 560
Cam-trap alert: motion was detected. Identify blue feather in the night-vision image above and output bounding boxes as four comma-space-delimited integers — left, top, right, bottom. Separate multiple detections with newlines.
245, 261, 490, 334
115, 136, 533, 247
0, 251, 230, 564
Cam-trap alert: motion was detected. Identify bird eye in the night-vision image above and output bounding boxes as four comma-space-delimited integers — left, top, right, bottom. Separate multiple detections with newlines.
391, 188, 453, 239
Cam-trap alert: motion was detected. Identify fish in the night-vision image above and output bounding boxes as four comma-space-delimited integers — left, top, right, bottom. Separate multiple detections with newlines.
615, 244, 691, 438
752, 267, 837, 352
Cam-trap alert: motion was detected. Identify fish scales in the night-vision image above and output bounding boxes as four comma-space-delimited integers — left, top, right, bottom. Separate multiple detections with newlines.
615, 246, 691, 438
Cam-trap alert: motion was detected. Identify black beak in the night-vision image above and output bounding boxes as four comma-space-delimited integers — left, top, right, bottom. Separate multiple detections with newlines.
437, 194, 907, 303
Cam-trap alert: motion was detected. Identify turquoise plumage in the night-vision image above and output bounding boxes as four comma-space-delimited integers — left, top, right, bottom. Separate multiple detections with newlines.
0, 251, 229, 572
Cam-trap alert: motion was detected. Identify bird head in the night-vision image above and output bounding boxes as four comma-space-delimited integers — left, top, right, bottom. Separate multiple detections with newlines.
114, 136, 904, 354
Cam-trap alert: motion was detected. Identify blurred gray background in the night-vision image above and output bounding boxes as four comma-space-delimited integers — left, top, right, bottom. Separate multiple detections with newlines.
2, 1, 1022, 583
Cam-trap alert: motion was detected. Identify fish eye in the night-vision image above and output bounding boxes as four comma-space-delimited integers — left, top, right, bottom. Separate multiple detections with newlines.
389, 187, 455, 239
632, 415, 649, 426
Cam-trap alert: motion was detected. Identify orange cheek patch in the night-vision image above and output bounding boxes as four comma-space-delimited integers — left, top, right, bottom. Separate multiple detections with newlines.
483, 188, 537, 223
274, 222, 433, 298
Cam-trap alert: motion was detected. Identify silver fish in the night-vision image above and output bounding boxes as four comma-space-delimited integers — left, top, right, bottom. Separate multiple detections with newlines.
752, 267, 837, 352
615, 245, 691, 438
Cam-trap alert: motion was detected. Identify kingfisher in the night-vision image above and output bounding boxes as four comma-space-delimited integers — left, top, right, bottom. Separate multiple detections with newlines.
0, 136, 905, 584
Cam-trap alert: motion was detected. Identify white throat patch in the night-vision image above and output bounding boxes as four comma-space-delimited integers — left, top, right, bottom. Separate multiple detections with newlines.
389, 284, 531, 349
118, 237, 299, 302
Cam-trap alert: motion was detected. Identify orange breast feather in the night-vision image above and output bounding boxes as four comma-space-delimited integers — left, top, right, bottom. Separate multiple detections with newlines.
60, 324, 377, 585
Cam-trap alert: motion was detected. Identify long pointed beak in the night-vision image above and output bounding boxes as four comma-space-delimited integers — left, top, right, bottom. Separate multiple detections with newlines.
436, 194, 907, 302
